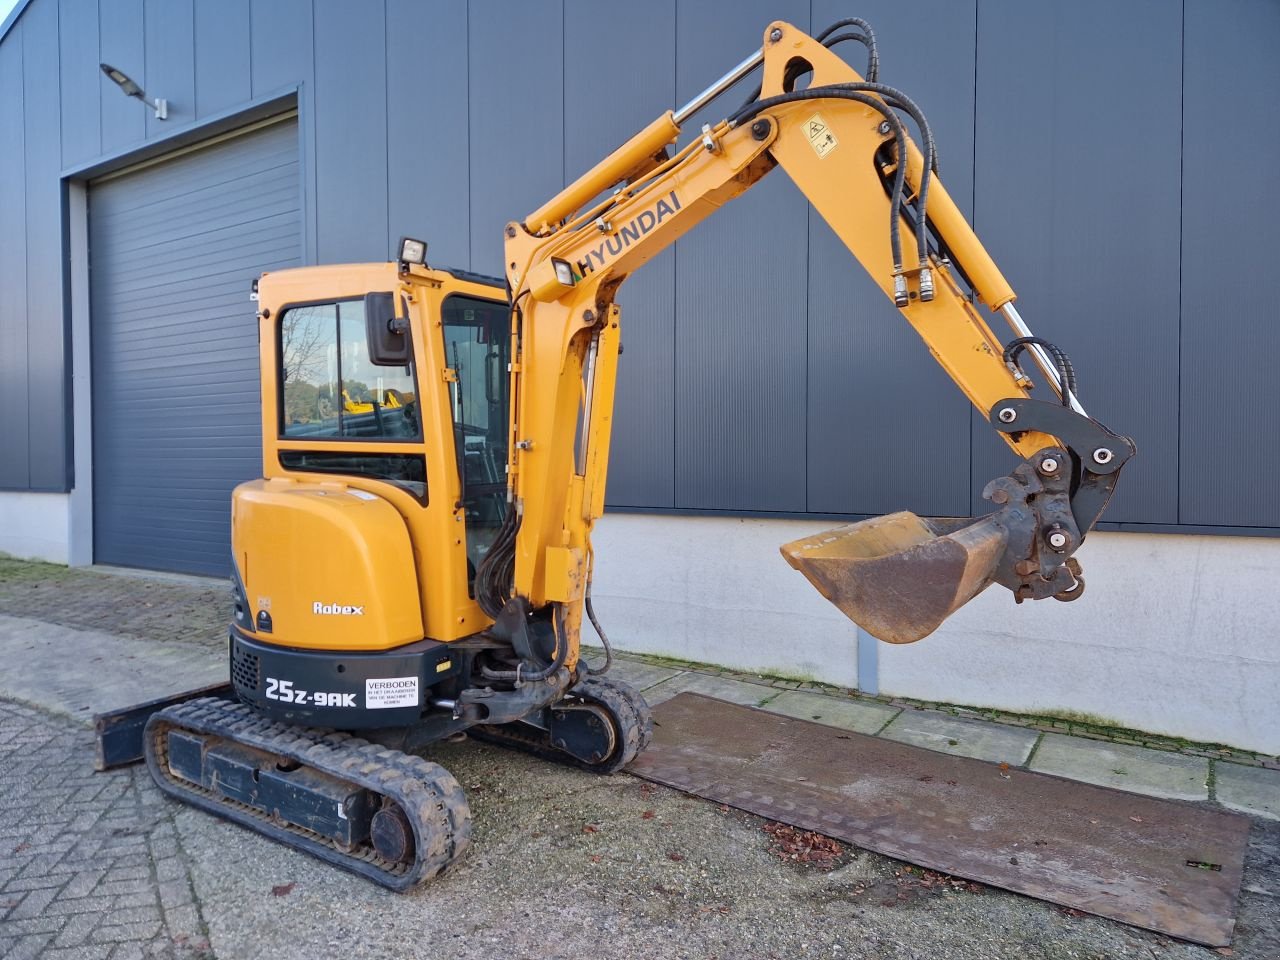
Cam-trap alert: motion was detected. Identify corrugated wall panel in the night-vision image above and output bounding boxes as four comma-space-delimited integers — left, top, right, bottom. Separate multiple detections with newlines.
314, 0, 387, 263
58, 0, 100, 167
194, 0, 250, 119
1180, 0, 1280, 527
386, 0, 470, 269
0, 26, 28, 489
22, 0, 67, 490
1, 0, 1277, 537
248, 0, 314, 264
565, 0, 677, 509
673, 0, 809, 512
467, 0, 564, 277
98, 0, 145, 153
249, 0, 311, 98
89, 119, 301, 574
970, 0, 1182, 524
807, 0, 976, 518
143, 0, 194, 136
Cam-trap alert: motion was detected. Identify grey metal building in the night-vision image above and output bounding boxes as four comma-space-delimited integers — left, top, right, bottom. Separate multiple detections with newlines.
1, 0, 1279, 750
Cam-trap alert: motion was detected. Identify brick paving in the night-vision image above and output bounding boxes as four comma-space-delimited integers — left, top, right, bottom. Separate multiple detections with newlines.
0, 557, 225, 653
0, 700, 211, 959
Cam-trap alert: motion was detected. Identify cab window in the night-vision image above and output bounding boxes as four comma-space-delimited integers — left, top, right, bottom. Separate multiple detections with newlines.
279, 300, 420, 440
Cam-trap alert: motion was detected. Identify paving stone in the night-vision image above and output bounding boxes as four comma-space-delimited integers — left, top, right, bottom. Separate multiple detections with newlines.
53, 910, 102, 948
96, 878, 155, 898
8, 932, 55, 960
155, 879, 193, 909
4, 871, 68, 892
59, 868, 106, 899
0, 701, 207, 958
880, 710, 1039, 764
42, 947, 114, 960
2, 914, 67, 937
115, 892, 161, 910
161, 903, 202, 939
8, 884, 59, 920
602, 659, 687, 693
1029, 733, 1209, 801
44, 895, 115, 917
1215, 760, 1280, 820
759, 689, 901, 735
90, 920, 164, 944
642, 672, 777, 707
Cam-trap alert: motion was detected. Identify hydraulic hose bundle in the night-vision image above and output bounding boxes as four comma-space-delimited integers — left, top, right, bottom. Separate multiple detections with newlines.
730, 19, 939, 305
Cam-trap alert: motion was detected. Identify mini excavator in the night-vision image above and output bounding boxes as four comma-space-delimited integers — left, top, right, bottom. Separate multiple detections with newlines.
119, 17, 1134, 888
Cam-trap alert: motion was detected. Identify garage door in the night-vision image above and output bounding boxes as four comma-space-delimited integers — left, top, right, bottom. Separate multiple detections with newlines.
89, 116, 300, 576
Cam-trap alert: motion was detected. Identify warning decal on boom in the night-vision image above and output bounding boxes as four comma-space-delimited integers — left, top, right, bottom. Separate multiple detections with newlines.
805, 114, 838, 159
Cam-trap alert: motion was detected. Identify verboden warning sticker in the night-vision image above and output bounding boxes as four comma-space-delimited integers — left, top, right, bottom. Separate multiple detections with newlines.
365, 676, 419, 709
805, 113, 838, 159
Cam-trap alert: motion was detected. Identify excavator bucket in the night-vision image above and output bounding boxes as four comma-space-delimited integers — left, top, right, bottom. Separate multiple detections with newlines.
780, 512, 1009, 645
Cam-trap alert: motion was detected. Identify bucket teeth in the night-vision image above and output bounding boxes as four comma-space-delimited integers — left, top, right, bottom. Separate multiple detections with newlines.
780, 512, 1008, 644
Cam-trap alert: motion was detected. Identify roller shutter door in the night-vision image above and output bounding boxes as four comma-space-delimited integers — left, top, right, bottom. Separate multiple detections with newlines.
89, 117, 300, 575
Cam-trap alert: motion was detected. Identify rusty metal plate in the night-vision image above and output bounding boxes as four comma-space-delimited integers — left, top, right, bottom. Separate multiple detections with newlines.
629, 693, 1250, 947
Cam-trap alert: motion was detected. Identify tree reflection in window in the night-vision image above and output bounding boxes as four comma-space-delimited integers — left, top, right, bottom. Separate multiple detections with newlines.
280, 301, 419, 440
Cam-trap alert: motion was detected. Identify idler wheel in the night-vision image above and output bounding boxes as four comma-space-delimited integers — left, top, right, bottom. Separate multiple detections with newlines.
370, 801, 416, 864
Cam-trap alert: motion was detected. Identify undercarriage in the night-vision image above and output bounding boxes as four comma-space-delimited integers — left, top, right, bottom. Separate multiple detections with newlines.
141, 671, 651, 889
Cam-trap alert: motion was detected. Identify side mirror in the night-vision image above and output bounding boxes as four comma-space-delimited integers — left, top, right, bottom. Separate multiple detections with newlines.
365, 292, 411, 366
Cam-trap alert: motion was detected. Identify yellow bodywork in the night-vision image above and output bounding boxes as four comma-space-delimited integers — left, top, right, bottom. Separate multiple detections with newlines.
235, 21, 1090, 665
240, 263, 504, 651
232, 478, 423, 650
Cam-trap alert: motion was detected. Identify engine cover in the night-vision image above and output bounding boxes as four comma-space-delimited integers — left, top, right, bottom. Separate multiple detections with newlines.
231, 478, 424, 651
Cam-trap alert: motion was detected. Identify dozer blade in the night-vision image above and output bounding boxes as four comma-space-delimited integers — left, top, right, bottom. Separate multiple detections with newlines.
780, 512, 1008, 645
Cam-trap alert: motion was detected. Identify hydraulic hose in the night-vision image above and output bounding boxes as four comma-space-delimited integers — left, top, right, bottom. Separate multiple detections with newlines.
815, 17, 879, 81
1003, 336, 1078, 407
729, 18, 945, 280
735, 19, 879, 117
480, 604, 571, 684
731, 87, 910, 275
838, 81, 937, 268
583, 585, 614, 676
475, 507, 520, 619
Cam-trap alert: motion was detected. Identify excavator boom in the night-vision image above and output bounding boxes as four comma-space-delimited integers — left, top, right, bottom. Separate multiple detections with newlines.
492, 19, 1134, 650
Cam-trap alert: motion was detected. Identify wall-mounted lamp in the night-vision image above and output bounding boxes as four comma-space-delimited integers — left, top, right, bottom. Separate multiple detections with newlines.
99, 63, 168, 120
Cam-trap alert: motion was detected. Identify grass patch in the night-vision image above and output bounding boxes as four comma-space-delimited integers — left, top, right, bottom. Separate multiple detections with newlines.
0, 553, 76, 586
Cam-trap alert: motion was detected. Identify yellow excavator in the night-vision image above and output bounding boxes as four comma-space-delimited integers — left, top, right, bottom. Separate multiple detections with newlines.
133, 17, 1134, 889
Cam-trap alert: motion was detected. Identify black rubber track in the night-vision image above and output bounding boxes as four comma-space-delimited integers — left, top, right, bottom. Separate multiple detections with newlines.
470, 675, 654, 774
144, 698, 471, 891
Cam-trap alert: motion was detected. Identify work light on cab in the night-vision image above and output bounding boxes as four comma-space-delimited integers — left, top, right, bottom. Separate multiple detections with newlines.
397, 236, 428, 268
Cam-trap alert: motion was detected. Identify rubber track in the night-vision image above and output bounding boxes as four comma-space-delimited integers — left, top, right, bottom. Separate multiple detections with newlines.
470, 676, 654, 774
144, 698, 471, 891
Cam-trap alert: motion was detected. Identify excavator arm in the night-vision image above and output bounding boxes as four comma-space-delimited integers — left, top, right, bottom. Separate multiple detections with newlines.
480, 18, 1134, 662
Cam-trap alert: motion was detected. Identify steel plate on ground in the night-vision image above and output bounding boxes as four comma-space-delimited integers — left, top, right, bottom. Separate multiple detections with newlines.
628, 693, 1249, 947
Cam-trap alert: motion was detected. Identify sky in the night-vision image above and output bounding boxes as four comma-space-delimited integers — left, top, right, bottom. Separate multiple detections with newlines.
0, 0, 21, 28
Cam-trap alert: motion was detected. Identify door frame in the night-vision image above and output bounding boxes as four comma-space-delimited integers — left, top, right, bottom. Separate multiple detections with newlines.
62, 86, 304, 567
